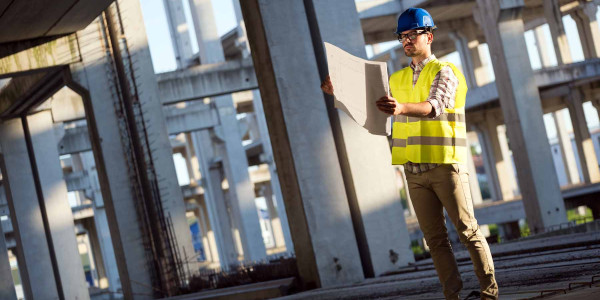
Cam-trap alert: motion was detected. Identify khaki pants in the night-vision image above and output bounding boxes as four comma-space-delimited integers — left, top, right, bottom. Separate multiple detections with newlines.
405, 164, 498, 300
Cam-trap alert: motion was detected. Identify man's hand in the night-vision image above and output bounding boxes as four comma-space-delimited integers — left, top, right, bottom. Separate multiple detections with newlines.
376, 96, 404, 115
320, 75, 334, 95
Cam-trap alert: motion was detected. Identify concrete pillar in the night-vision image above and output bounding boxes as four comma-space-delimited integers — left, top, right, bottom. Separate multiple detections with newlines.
79, 151, 121, 292
241, 0, 365, 287
397, 166, 416, 216
215, 96, 267, 262
553, 110, 581, 185
27, 111, 89, 300
71, 16, 155, 298
191, 130, 238, 268
261, 184, 286, 250
566, 89, 600, 183
386, 49, 398, 75
449, 30, 477, 88
312, 0, 414, 275
498, 221, 520, 241
534, 25, 554, 68
195, 198, 216, 263
572, 0, 600, 59
497, 125, 519, 195
0, 118, 59, 299
473, 124, 501, 201
544, 0, 573, 65
163, 0, 194, 68
187, 0, 225, 64
475, 0, 567, 232
232, 0, 251, 58
466, 132, 483, 205
115, 0, 196, 273
0, 190, 17, 300
251, 89, 293, 252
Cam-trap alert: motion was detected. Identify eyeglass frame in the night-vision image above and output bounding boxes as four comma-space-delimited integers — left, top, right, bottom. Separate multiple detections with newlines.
396, 29, 430, 43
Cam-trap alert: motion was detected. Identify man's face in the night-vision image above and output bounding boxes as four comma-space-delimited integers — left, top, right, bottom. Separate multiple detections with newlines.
400, 29, 432, 57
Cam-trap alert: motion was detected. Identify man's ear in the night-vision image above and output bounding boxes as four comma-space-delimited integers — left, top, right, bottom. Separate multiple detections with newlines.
428, 32, 434, 44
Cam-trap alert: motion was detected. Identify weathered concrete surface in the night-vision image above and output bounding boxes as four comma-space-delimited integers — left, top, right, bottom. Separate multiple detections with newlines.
157, 58, 258, 104
0, 34, 80, 74
241, 0, 364, 288
0, 118, 59, 299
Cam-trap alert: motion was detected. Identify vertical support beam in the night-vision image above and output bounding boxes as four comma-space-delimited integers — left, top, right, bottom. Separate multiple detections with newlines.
449, 30, 477, 88
311, 0, 414, 276
534, 26, 553, 68
397, 166, 416, 216
544, 0, 572, 65
553, 110, 581, 184
566, 89, 600, 183
163, 0, 194, 68
0, 186, 17, 300
187, 0, 225, 64
27, 111, 89, 300
71, 17, 153, 298
251, 89, 293, 252
240, 0, 364, 288
475, 0, 566, 232
572, 0, 600, 59
473, 123, 501, 201
214, 96, 267, 262
466, 131, 483, 205
497, 221, 520, 241
497, 124, 519, 195
191, 130, 238, 268
0, 118, 59, 300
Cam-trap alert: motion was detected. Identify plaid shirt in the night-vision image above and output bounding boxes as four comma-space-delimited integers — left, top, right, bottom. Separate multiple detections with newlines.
403, 55, 459, 174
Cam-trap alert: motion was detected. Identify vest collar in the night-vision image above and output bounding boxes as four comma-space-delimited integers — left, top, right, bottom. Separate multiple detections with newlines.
410, 54, 437, 72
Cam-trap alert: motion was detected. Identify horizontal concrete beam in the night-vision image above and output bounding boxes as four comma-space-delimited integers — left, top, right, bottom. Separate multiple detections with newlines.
64, 171, 90, 192
467, 59, 600, 110
165, 104, 219, 135
474, 200, 526, 225
0, 34, 80, 75
58, 126, 92, 155
157, 58, 258, 105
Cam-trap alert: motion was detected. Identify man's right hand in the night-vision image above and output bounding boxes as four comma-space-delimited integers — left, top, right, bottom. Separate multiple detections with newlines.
320, 75, 334, 95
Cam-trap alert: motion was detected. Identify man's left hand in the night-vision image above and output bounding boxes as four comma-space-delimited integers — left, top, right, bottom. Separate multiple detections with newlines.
376, 96, 403, 115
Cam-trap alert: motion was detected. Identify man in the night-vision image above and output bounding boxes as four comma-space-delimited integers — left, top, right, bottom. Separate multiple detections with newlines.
321, 7, 498, 300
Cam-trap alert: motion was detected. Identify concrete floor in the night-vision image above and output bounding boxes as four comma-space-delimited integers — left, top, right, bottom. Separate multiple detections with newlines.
277, 232, 600, 300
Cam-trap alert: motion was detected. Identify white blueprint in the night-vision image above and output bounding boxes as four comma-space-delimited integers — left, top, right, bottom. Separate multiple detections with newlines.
324, 42, 391, 136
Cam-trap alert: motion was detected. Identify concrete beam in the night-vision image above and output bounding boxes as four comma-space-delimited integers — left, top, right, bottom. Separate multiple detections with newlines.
0, 34, 80, 75
64, 171, 91, 192
58, 126, 92, 155
164, 104, 219, 135
466, 59, 600, 110
157, 57, 258, 105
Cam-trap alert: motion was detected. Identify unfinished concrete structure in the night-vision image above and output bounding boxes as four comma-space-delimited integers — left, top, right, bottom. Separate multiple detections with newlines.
1, 0, 600, 299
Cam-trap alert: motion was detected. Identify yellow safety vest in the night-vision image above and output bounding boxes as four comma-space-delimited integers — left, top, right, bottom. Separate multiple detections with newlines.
389, 59, 468, 165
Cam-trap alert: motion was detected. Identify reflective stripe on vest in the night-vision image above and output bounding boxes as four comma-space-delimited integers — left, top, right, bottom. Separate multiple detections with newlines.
389, 59, 468, 165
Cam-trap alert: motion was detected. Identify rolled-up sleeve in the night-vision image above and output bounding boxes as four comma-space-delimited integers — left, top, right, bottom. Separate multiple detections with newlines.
427, 66, 458, 118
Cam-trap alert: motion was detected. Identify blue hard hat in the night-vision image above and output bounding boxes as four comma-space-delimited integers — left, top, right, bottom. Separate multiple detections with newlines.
395, 8, 436, 34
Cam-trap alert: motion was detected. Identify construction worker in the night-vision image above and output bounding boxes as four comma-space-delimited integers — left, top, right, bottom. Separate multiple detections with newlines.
321, 7, 497, 300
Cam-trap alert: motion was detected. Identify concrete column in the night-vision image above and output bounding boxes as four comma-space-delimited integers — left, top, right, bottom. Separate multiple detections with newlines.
387, 49, 398, 74
191, 130, 238, 268
544, 0, 573, 65
0, 193, 17, 300
553, 110, 581, 185
473, 124, 501, 201
232, 0, 251, 57
261, 184, 286, 250
0, 118, 59, 299
566, 89, 600, 183
498, 221, 520, 241
215, 96, 267, 262
195, 199, 215, 262
163, 0, 194, 68
572, 0, 600, 59
187, 0, 225, 64
480, 117, 518, 200
116, 0, 196, 273
312, 0, 414, 275
466, 132, 483, 205
26, 111, 89, 300
71, 16, 154, 298
241, 0, 364, 287
397, 166, 416, 216
251, 89, 293, 252
80, 151, 121, 292
449, 30, 477, 88
534, 26, 554, 68
475, 0, 567, 232
497, 125, 519, 195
